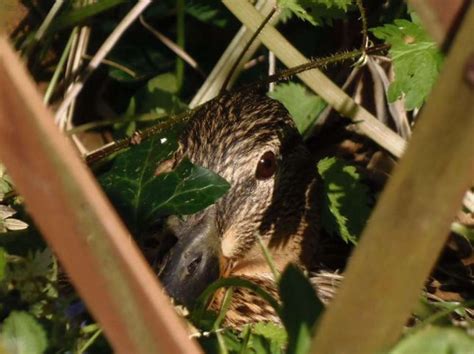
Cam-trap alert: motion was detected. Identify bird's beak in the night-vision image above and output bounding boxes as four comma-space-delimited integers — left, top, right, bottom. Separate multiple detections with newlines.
160, 215, 222, 308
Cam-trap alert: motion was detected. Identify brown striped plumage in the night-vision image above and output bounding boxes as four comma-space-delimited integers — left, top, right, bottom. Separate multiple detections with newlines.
160, 88, 322, 327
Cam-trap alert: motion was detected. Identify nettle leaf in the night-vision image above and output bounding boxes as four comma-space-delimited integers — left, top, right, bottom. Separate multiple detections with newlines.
370, 18, 443, 110
279, 0, 352, 26
269, 82, 326, 134
279, 265, 324, 354
251, 322, 287, 353
1, 311, 48, 354
317, 157, 372, 244
99, 130, 230, 234
389, 327, 474, 354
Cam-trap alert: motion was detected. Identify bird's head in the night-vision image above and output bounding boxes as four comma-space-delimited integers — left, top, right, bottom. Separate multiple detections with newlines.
159, 89, 319, 307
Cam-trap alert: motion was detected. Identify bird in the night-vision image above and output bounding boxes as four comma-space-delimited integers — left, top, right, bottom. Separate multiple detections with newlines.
158, 87, 326, 327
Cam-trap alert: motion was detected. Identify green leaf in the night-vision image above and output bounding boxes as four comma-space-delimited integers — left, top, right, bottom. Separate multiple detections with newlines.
278, 0, 352, 26
251, 322, 287, 353
278, 265, 324, 354
0, 248, 6, 281
125, 73, 188, 117
269, 82, 326, 134
317, 157, 372, 244
1, 311, 48, 354
370, 18, 443, 110
50, 0, 128, 32
99, 130, 230, 234
389, 327, 474, 354
140, 158, 230, 222
186, 1, 229, 28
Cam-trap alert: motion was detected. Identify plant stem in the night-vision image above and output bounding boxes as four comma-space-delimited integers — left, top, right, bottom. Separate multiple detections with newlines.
220, 6, 276, 93
44, 28, 77, 105
77, 328, 103, 354
175, 0, 185, 93
223, 0, 406, 158
55, 0, 153, 125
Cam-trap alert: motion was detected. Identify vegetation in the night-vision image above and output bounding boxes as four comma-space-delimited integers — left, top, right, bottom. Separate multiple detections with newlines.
0, 0, 472, 353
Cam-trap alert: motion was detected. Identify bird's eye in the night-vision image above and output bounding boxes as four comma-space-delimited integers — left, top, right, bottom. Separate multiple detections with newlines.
256, 151, 277, 180
186, 255, 202, 275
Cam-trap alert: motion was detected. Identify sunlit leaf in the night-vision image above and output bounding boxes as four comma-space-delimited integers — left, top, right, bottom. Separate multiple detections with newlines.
317, 157, 372, 244
269, 82, 326, 134
389, 327, 474, 354
99, 130, 229, 234
1, 311, 48, 354
279, 265, 323, 354
370, 17, 443, 110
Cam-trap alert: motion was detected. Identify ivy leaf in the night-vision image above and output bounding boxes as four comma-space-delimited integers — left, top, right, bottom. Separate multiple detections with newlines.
269, 82, 326, 134
139, 158, 230, 224
1, 311, 48, 354
278, 265, 324, 354
317, 157, 372, 244
99, 130, 230, 234
370, 17, 443, 110
278, 0, 352, 26
389, 327, 474, 354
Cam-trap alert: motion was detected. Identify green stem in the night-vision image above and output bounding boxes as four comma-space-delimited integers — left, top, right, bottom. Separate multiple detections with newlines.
213, 288, 233, 354
355, 0, 368, 50
176, 0, 185, 93
44, 28, 78, 105
77, 327, 103, 354
256, 234, 279, 281
220, 6, 277, 92
408, 299, 474, 335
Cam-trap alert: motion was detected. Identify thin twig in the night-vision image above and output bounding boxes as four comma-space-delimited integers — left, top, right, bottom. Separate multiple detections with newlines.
55, 0, 153, 124
34, 0, 64, 42
139, 16, 205, 77
355, 0, 369, 51
224, 0, 405, 157
77, 328, 103, 354
256, 234, 279, 281
44, 28, 77, 104
61, 0, 94, 155
82, 54, 137, 78
190, 0, 278, 107
220, 6, 277, 93
175, 0, 185, 91
268, 51, 276, 91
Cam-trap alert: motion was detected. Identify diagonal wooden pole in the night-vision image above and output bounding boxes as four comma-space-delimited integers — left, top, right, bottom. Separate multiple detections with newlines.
0, 35, 202, 354
408, 0, 468, 46
311, 4, 474, 354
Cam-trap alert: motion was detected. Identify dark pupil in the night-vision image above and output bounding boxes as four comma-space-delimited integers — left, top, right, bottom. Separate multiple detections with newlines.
256, 151, 276, 179
187, 255, 202, 275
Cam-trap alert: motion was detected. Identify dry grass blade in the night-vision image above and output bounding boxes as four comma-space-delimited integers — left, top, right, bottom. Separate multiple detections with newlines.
223, 0, 406, 158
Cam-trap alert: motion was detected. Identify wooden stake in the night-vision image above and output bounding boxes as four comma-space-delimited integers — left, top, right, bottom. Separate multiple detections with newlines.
311, 5, 474, 354
0, 36, 202, 354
